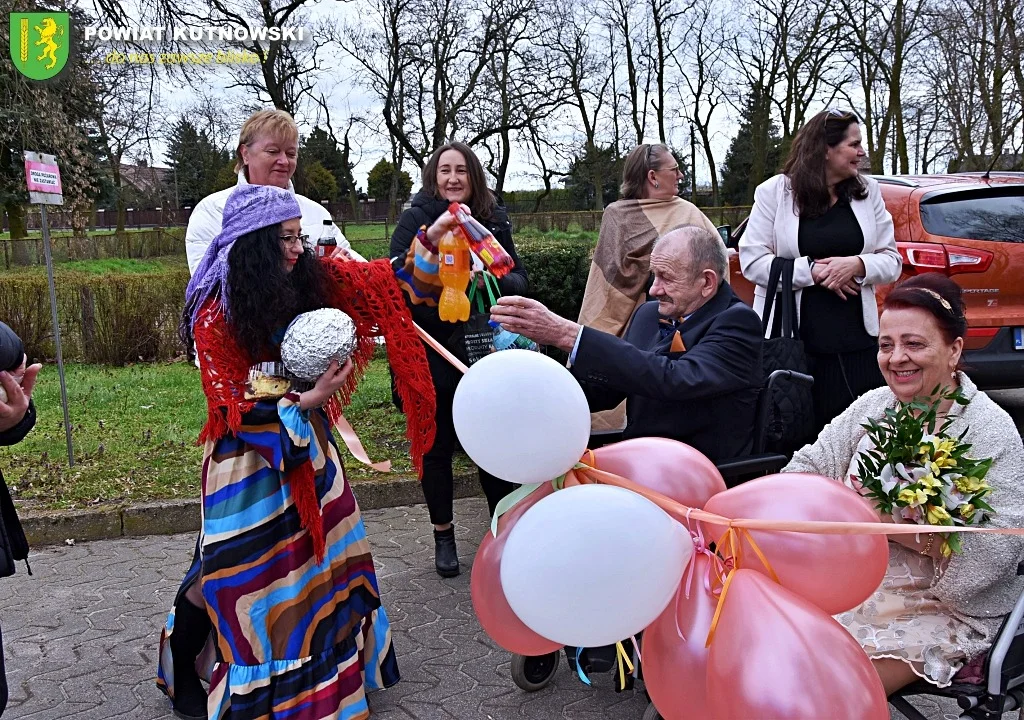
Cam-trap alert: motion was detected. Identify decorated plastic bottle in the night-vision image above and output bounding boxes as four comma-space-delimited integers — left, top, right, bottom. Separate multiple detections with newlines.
489, 320, 539, 351
448, 202, 516, 278
438, 230, 471, 322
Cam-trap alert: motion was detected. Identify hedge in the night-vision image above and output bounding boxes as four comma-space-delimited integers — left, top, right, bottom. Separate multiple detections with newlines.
1, 269, 189, 364
1, 228, 186, 269
1, 238, 595, 364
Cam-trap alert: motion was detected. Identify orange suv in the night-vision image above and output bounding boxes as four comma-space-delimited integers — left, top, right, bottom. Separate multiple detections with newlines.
726, 172, 1024, 390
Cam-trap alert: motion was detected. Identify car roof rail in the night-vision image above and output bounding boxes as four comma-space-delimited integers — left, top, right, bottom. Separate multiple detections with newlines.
957, 171, 1024, 177
871, 175, 920, 187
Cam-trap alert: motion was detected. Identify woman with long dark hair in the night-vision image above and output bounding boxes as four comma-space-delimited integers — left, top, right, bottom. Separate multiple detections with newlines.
740, 109, 902, 433
157, 184, 435, 719
391, 141, 528, 578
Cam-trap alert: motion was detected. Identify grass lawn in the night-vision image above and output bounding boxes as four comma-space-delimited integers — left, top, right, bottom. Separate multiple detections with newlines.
3, 255, 188, 276
0, 353, 470, 511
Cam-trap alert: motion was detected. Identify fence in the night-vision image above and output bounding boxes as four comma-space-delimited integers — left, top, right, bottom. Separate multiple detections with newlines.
4, 205, 753, 243
1, 229, 184, 269
509, 206, 753, 233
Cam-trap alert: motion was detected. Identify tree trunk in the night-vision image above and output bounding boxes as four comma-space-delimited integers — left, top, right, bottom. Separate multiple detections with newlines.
5, 202, 31, 266
5, 201, 28, 240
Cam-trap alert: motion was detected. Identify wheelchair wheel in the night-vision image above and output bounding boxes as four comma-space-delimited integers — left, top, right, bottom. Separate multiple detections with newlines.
510, 651, 560, 692
642, 701, 662, 720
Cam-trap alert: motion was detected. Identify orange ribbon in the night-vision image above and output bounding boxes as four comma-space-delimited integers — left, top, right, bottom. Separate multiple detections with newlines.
334, 413, 391, 472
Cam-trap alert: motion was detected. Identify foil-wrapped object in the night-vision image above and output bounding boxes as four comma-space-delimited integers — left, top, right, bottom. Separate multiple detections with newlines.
281, 308, 358, 381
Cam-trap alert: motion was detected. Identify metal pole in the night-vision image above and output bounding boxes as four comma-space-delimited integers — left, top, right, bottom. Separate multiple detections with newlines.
40, 206, 74, 467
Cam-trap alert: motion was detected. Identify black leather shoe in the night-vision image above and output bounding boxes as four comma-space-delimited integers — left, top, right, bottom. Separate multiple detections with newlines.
433, 527, 460, 577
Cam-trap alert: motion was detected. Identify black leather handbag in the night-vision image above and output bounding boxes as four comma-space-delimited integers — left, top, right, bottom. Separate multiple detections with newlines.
760, 257, 816, 454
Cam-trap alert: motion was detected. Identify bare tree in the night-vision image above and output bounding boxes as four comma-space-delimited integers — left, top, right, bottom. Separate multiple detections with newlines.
603, 0, 652, 145
465, 0, 570, 193
91, 59, 161, 232
545, 4, 613, 209
841, 0, 931, 173
674, 0, 729, 203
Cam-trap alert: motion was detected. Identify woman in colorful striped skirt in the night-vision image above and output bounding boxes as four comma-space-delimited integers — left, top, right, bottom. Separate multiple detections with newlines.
156, 184, 435, 719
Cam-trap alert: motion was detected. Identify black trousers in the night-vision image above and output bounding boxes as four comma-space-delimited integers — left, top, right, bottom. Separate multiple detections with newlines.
421, 379, 515, 525
0, 620, 8, 716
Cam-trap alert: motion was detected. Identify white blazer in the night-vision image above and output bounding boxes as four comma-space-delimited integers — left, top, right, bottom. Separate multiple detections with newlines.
739, 173, 901, 338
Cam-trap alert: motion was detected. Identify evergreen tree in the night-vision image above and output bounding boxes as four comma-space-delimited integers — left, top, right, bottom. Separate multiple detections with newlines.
366, 158, 412, 203
303, 160, 338, 203
719, 89, 783, 205
300, 127, 356, 202
565, 145, 623, 210
1, 2, 103, 244
164, 119, 229, 207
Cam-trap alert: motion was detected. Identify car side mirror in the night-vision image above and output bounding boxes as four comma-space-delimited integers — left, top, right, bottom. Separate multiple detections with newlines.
717, 224, 736, 249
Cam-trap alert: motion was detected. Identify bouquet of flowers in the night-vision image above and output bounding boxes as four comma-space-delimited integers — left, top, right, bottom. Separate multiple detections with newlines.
855, 386, 994, 556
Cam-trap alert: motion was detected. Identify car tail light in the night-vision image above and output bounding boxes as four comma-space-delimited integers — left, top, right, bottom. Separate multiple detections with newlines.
966, 328, 999, 339
898, 242, 993, 276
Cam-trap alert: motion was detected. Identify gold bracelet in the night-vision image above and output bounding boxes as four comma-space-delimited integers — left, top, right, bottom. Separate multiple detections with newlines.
922, 534, 934, 555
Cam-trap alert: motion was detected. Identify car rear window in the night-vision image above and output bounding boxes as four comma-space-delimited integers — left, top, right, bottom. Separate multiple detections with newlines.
919, 187, 1024, 242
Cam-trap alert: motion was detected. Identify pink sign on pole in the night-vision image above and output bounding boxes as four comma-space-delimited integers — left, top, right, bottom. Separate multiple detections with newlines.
25, 160, 62, 194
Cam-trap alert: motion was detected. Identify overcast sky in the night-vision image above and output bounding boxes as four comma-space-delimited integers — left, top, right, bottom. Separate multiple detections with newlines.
79, 0, 740, 192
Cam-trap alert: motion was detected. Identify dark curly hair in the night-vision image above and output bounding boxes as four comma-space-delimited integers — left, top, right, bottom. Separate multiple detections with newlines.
782, 110, 868, 218
181, 224, 332, 360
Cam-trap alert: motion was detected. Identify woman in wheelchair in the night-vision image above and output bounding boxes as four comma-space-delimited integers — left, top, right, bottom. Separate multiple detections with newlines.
784, 274, 1024, 696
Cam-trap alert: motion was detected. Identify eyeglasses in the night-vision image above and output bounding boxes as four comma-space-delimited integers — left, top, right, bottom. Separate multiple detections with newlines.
279, 234, 309, 247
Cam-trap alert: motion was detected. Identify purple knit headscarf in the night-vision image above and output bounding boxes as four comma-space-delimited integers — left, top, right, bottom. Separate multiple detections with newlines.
183, 184, 302, 331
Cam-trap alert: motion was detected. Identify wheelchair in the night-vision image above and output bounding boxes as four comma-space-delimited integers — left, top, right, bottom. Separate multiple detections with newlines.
509, 370, 814, 698
889, 561, 1024, 720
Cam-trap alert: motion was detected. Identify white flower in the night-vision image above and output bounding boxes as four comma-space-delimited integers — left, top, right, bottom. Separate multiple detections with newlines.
879, 464, 899, 494
941, 480, 967, 511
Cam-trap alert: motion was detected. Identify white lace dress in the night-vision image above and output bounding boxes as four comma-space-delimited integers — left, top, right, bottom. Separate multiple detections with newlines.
832, 436, 980, 687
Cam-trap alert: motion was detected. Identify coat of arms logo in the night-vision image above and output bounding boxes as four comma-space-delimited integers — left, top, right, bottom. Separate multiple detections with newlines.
9, 12, 70, 80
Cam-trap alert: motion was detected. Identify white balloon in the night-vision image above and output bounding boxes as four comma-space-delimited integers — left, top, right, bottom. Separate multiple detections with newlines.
453, 350, 590, 484
500, 484, 693, 648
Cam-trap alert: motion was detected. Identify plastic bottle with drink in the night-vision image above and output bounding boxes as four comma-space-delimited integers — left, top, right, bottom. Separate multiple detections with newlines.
316, 219, 337, 258
448, 202, 515, 278
438, 231, 471, 322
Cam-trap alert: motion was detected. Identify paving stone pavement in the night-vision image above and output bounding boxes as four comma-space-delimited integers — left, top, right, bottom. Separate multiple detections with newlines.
0, 497, 1002, 719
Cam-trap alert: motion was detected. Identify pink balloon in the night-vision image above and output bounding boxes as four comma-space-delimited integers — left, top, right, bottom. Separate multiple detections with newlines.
593, 437, 726, 508
642, 553, 718, 720
707, 570, 888, 720
703, 473, 888, 614
471, 483, 563, 656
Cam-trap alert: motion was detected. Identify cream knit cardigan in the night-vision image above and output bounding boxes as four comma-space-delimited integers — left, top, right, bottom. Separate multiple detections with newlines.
784, 372, 1024, 660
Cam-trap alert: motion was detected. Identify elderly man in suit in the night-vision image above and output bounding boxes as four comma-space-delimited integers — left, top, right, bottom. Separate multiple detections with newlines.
491, 226, 763, 463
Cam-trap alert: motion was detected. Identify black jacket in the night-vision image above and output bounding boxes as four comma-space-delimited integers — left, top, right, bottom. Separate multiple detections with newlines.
0, 402, 33, 578
571, 283, 764, 463
390, 191, 529, 392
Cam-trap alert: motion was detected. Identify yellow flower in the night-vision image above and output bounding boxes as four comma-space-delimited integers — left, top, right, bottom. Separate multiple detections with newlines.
899, 488, 929, 507
941, 541, 954, 558
927, 505, 952, 524
919, 474, 942, 495
960, 504, 976, 521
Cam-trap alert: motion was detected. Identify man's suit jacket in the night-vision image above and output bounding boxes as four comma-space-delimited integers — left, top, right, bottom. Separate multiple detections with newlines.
570, 283, 764, 463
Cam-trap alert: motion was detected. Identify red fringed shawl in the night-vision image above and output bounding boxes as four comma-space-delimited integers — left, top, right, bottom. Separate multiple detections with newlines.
193, 258, 436, 560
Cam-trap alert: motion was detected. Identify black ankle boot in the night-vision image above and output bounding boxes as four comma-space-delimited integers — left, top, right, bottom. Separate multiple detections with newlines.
433, 527, 460, 578
169, 598, 211, 720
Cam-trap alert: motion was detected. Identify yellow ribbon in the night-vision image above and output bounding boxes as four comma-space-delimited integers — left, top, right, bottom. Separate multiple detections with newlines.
615, 641, 635, 690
